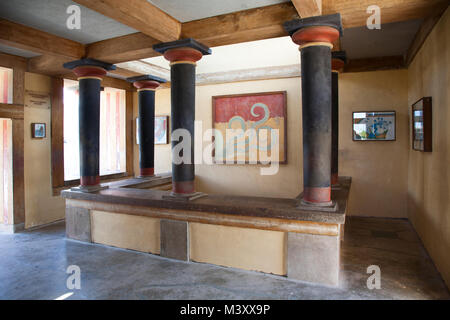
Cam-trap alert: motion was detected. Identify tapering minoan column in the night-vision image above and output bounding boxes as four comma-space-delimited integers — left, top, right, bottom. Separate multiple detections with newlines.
331, 51, 347, 186
284, 14, 343, 208
153, 39, 211, 197
127, 75, 167, 178
63, 59, 116, 192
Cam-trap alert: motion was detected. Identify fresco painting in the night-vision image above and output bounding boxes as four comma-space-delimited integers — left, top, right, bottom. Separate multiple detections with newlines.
213, 92, 287, 163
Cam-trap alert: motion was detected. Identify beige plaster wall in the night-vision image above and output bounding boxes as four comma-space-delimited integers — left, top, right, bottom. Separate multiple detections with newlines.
24, 72, 65, 228
91, 210, 160, 254
134, 79, 303, 196
339, 70, 409, 218
148, 71, 409, 217
407, 8, 450, 288
195, 79, 302, 198
190, 222, 287, 275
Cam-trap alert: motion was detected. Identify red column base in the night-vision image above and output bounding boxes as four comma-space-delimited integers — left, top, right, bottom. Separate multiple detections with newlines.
140, 168, 155, 177
80, 175, 100, 186
303, 186, 331, 204
172, 180, 195, 195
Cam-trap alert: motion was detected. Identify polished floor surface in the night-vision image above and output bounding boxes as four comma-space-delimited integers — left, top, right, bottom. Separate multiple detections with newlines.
0, 217, 448, 299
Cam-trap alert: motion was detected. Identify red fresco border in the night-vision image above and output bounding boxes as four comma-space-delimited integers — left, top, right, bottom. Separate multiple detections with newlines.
214, 92, 286, 123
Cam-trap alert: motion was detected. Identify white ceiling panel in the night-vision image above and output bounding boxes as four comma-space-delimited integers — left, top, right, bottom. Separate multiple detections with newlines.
148, 0, 290, 22
142, 36, 299, 74
0, 0, 137, 44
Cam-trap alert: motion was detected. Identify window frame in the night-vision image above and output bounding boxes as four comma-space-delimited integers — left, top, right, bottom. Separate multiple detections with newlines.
0, 52, 26, 225
0, 66, 14, 104
51, 75, 135, 195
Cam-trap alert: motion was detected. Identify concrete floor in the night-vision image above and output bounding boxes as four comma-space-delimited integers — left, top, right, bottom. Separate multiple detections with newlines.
0, 217, 448, 300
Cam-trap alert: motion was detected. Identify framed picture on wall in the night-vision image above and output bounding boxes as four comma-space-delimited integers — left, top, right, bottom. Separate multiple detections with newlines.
31, 123, 46, 139
412, 97, 432, 152
212, 91, 287, 164
136, 116, 170, 145
155, 115, 169, 145
352, 111, 396, 141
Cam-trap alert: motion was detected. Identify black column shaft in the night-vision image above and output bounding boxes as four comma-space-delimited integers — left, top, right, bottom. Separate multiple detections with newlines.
171, 63, 196, 193
138, 90, 155, 176
301, 45, 332, 202
79, 78, 101, 185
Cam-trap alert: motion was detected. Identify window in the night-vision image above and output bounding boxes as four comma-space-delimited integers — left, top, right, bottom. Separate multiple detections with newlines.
63, 79, 126, 181
99, 87, 126, 176
0, 118, 12, 225
0, 67, 13, 104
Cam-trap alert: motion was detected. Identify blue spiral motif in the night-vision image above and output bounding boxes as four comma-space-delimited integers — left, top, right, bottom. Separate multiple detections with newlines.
224, 103, 276, 155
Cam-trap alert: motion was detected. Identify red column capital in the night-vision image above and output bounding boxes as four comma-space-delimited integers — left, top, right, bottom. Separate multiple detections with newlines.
163, 47, 203, 64
133, 80, 161, 91
292, 26, 340, 50
72, 66, 108, 80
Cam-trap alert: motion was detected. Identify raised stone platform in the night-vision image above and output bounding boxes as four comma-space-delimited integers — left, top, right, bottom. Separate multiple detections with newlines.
61, 177, 351, 286
105, 173, 172, 189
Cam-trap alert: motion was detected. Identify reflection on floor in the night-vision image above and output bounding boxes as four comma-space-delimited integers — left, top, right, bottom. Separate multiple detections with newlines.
0, 217, 448, 299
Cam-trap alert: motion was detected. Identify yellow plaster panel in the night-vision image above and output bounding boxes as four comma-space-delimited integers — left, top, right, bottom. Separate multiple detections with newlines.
91, 210, 160, 254
407, 8, 450, 289
24, 72, 65, 228
189, 222, 287, 275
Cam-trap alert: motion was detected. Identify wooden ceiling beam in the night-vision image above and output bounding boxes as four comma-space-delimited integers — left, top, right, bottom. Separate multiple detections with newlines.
0, 19, 84, 59
28, 55, 71, 77
181, 2, 300, 48
87, 3, 300, 63
63, 72, 134, 91
291, 0, 322, 18
2, 0, 447, 75
27, 54, 138, 89
72, 0, 181, 42
323, 0, 449, 29
0, 52, 28, 70
86, 32, 160, 64
344, 56, 405, 73
86, 3, 300, 63
88, 1, 446, 64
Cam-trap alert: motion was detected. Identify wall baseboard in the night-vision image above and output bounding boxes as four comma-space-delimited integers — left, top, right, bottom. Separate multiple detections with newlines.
0, 222, 24, 234
24, 219, 65, 232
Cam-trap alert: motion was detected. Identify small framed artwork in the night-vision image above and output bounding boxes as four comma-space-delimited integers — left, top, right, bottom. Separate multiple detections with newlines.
136, 116, 170, 145
31, 123, 46, 139
412, 97, 432, 152
155, 115, 169, 144
352, 111, 396, 141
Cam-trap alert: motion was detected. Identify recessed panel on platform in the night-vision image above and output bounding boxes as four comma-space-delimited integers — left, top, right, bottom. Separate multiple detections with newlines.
189, 223, 287, 275
91, 211, 160, 254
